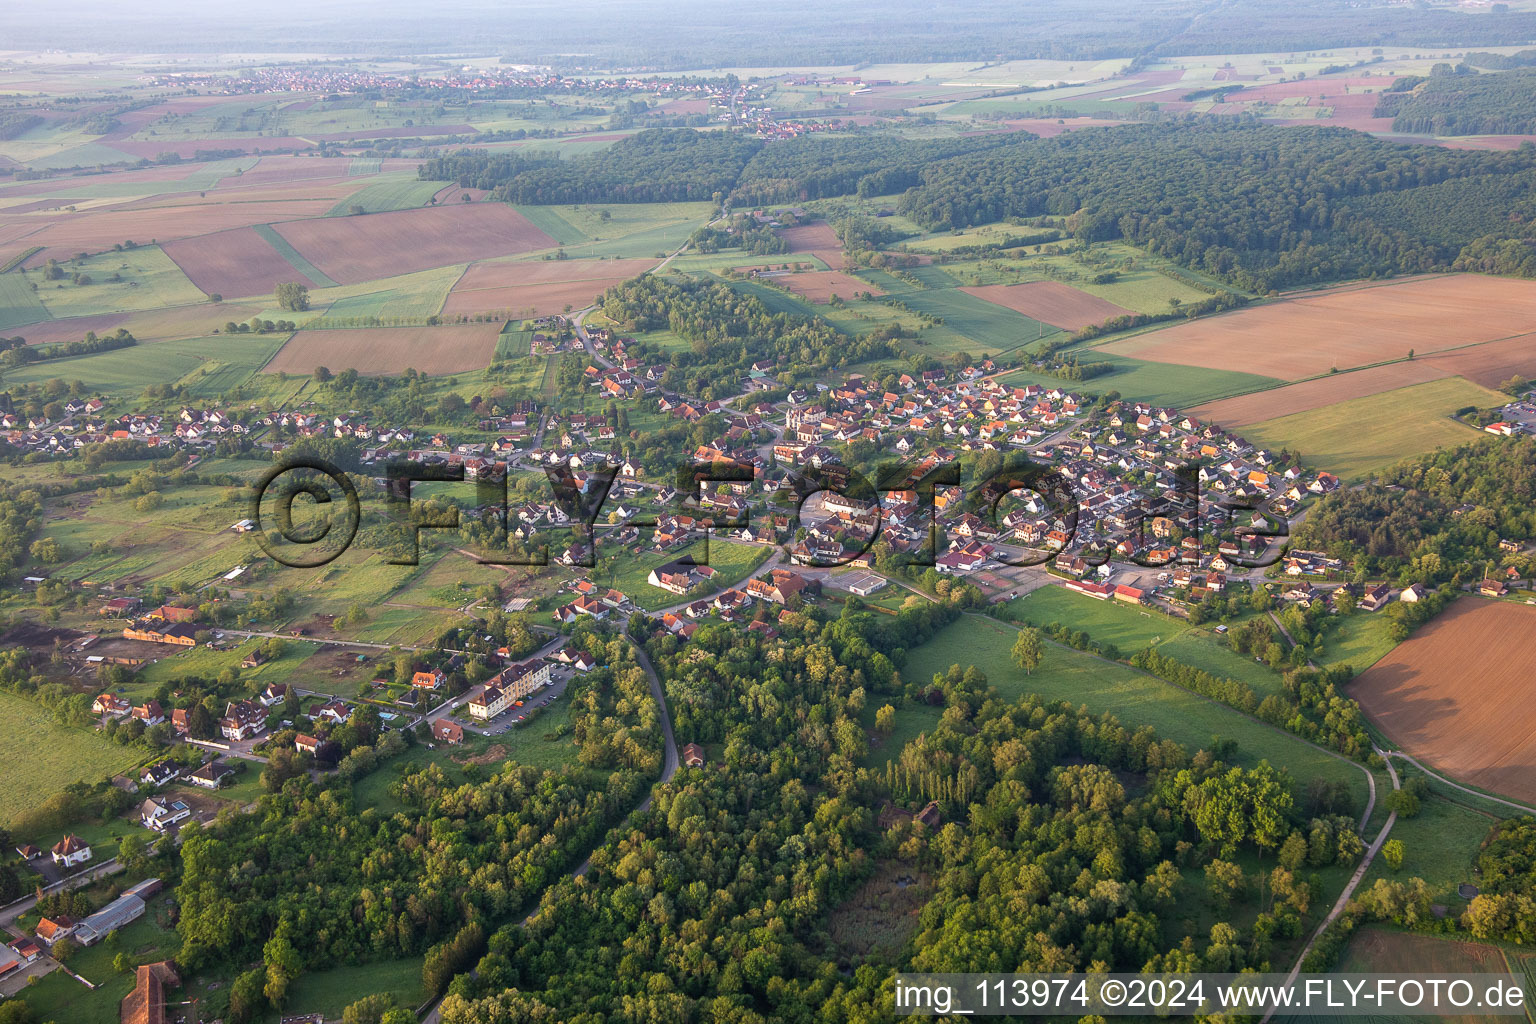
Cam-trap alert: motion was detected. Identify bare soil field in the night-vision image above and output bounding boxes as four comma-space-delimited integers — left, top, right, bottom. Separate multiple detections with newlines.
1189, 361, 1454, 427
0, 198, 338, 266
1351, 598, 1536, 805
264, 323, 501, 375
271, 204, 557, 285
163, 225, 322, 298
230, 157, 368, 185
11, 301, 263, 346
1101, 275, 1536, 381
440, 257, 653, 316
1421, 331, 1536, 387
777, 220, 846, 269
962, 280, 1133, 330
781, 270, 883, 303
778, 221, 841, 253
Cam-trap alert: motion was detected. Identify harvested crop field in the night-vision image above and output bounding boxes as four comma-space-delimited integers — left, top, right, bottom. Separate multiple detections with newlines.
440, 257, 653, 316
1351, 599, 1536, 805
780, 270, 882, 304
1189, 361, 1454, 428
961, 280, 1133, 330
271, 204, 557, 285
163, 225, 322, 298
264, 323, 501, 375
1101, 275, 1536, 380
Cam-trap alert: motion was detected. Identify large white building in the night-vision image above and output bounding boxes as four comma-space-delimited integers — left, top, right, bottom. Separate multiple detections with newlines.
468, 660, 552, 721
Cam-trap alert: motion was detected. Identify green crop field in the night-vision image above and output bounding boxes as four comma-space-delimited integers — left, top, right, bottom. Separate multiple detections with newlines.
896, 287, 1061, 352
34, 245, 206, 317
251, 222, 340, 287
997, 353, 1281, 408
0, 690, 144, 825
326, 175, 444, 216
0, 270, 52, 329
0, 333, 287, 398
305, 263, 463, 321
1244, 377, 1503, 483
904, 615, 1369, 807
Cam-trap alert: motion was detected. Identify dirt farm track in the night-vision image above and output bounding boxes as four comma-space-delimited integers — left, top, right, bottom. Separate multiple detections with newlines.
1350, 598, 1536, 805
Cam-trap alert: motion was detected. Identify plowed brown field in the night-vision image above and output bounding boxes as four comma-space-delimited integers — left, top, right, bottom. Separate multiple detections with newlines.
271, 204, 556, 285
265, 323, 501, 375
1101, 275, 1536, 381
962, 281, 1133, 330
1351, 598, 1536, 804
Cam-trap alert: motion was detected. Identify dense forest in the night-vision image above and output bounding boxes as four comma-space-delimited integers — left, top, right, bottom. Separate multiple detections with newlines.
420, 130, 761, 204
429, 121, 1536, 292
422, 595, 1349, 1023
896, 121, 1536, 291
174, 637, 661, 1008
1290, 439, 1536, 583
597, 274, 901, 397
419, 132, 1012, 207
1378, 68, 1536, 135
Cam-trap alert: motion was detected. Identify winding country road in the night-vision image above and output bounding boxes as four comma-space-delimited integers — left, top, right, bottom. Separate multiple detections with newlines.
1380, 750, 1536, 816
1258, 750, 1402, 1024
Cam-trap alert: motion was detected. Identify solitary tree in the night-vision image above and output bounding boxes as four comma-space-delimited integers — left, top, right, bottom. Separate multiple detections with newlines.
1382, 838, 1405, 871
1012, 627, 1043, 675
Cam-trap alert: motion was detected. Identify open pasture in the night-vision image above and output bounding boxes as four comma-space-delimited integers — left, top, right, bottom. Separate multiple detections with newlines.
1350, 599, 1536, 805
1101, 275, 1536, 381
1242, 376, 1499, 482
271, 203, 557, 284
961, 280, 1134, 330
264, 323, 501, 375
0, 690, 142, 825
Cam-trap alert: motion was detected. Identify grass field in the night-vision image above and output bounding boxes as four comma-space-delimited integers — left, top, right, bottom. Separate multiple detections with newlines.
1319, 609, 1401, 673
0, 690, 144, 825
0, 333, 287, 398
1244, 377, 1501, 483
264, 957, 427, 1023
904, 615, 1369, 807
0, 270, 52, 329
1359, 793, 1502, 904
997, 585, 1188, 651
325, 175, 442, 216
33, 245, 205, 317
